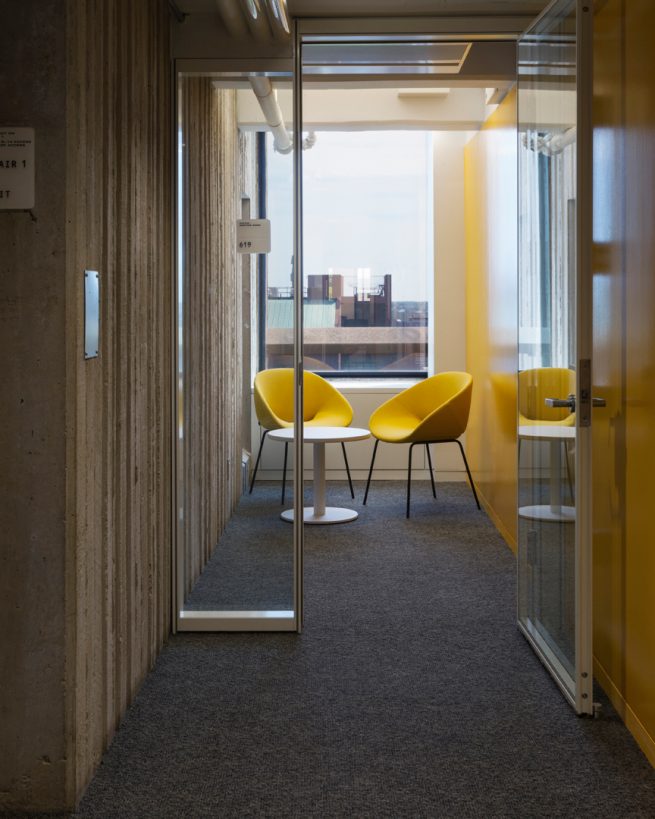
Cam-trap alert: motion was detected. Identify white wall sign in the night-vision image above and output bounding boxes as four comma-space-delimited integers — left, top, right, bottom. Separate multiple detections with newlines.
0, 128, 35, 210
236, 219, 271, 254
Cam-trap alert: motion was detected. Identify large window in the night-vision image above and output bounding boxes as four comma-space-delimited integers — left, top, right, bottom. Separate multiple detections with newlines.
264, 130, 433, 375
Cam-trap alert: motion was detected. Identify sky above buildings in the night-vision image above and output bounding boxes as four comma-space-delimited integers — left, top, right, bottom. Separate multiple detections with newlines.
267, 130, 433, 303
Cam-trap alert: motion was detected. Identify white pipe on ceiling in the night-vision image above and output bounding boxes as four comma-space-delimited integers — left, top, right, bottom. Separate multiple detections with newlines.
264, 0, 290, 39
249, 76, 293, 154
241, 0, 272, 41
215, 0, 249, 38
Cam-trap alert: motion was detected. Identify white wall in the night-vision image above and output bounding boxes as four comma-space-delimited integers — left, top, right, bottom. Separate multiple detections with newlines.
238, 87, 488, 131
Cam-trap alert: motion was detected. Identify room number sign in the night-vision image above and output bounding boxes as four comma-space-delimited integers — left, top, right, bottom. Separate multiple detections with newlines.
0, 128, 35, 210
236, 219, 271, 254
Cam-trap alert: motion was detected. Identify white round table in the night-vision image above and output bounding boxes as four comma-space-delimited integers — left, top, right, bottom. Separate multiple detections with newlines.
518, 424, 576, 523
268, 426, 370, 524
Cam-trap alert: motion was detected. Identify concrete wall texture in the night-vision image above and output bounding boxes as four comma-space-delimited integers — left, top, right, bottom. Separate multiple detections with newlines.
180, 79, 254, 598
0, 0, 172, 811
0, 0, 70, 809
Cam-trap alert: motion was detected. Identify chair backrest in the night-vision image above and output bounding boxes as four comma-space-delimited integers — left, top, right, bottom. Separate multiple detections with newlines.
253, 368, 352, 429
518, 367, 575, 422
369, 372, 472, 442
407, 372, 473, 441
254, 369, 295, 428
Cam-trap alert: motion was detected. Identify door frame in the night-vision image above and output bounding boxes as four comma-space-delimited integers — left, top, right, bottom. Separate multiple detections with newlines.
170, 10, 546, 635
515, 0, 594, 714
171, 58, 302, 633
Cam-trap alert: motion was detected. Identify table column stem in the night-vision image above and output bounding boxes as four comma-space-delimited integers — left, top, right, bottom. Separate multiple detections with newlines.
550, 438, 562, 513
313, 442, 326, 516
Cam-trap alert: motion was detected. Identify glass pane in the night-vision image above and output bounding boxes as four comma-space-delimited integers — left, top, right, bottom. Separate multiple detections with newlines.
176, 71, 295, 625
517, 1, 578, 696
267, 115, 431, 376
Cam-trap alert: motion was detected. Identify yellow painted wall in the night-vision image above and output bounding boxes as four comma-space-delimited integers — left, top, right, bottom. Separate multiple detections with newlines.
464, 90, 518, 550
592, 0, 655, 767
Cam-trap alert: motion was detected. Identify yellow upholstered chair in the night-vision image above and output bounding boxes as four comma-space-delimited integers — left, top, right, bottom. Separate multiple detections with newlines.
250, 368, 354, 503
518, 367, 576, 427
363, 372, 480, 518
518, 367, 576, 497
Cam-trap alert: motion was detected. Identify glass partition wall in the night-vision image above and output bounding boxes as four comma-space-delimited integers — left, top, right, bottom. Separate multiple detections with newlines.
175, 68, 301, 631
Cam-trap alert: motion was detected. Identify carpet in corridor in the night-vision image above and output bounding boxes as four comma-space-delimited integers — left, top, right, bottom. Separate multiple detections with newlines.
73, 482, 655, 818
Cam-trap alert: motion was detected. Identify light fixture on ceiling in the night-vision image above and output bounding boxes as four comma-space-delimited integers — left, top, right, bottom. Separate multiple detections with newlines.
396, 88, 451, 99
302, 42, 472, 78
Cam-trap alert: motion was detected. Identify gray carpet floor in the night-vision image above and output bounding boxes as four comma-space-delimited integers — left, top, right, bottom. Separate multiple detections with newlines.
183, 483, 295, 611
71, 482, 655, 818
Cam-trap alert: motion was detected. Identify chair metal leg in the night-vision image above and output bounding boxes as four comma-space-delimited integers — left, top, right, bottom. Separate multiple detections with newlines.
249, 428, 269, 494
407, 442, 417, 518
341, 442, 355, 499
363, 439, 379, 505
455, 439, 481, 510
281, 441, 289, 505
426, 443, 436, 499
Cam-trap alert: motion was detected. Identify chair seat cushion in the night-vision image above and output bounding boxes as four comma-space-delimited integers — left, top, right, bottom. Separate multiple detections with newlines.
370, 413, 421, 443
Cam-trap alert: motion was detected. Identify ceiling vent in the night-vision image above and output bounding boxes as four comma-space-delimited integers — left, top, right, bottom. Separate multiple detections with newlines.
301, 41, 472, 77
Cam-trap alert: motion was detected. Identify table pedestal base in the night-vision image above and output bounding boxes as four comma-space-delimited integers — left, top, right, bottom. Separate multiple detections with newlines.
280, 507, 359, 525
519, 504, 575, 523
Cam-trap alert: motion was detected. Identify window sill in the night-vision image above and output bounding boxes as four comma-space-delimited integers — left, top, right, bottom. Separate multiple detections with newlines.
326, 378, 423, 393
250, 377, 426, 394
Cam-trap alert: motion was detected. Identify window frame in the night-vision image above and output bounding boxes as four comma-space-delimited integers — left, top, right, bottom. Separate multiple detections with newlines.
258, 128, 433, 379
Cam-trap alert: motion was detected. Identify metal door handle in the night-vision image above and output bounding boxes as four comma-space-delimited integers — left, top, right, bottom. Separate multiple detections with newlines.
544, 394, 606, 410
545, 393, 576, 410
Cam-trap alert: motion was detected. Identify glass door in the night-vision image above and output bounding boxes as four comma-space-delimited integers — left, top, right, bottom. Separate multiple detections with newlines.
517, 0, 594, 712
174, 63, 304, 631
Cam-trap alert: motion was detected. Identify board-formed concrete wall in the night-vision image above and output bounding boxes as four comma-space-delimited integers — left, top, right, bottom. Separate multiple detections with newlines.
0, 0, 172, 810
65, 0, 173, 801
0, 0, 70, 809
180, 79, 257, 596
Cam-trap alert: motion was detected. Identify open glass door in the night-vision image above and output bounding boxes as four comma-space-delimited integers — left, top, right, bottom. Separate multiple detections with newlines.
517, 0, 594, 713
174, 62, 304, 632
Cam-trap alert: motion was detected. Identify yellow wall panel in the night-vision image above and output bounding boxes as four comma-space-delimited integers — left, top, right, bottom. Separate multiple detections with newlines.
464, 89, 518, 550
593, 0, 655, 768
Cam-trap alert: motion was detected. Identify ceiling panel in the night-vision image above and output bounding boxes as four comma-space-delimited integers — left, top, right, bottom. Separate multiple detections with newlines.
177, 0, 548, 18
287, 0, 548, 17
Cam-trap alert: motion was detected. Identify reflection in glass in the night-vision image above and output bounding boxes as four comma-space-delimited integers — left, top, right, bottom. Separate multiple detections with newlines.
517, 1, 578, 694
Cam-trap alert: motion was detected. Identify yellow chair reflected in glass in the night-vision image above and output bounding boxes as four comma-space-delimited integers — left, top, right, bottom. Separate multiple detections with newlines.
250, 368, 354, 503
363, 371, 480, 518
518, 367, 576, 427
518, 366, 576, 498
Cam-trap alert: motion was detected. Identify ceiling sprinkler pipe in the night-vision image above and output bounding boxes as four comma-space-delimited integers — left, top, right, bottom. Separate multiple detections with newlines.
215, 0, 250, 39
302, 132, 317, 151
264, 0, 290, 39
249, 76, 293, 154
240, 0, 272, 41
